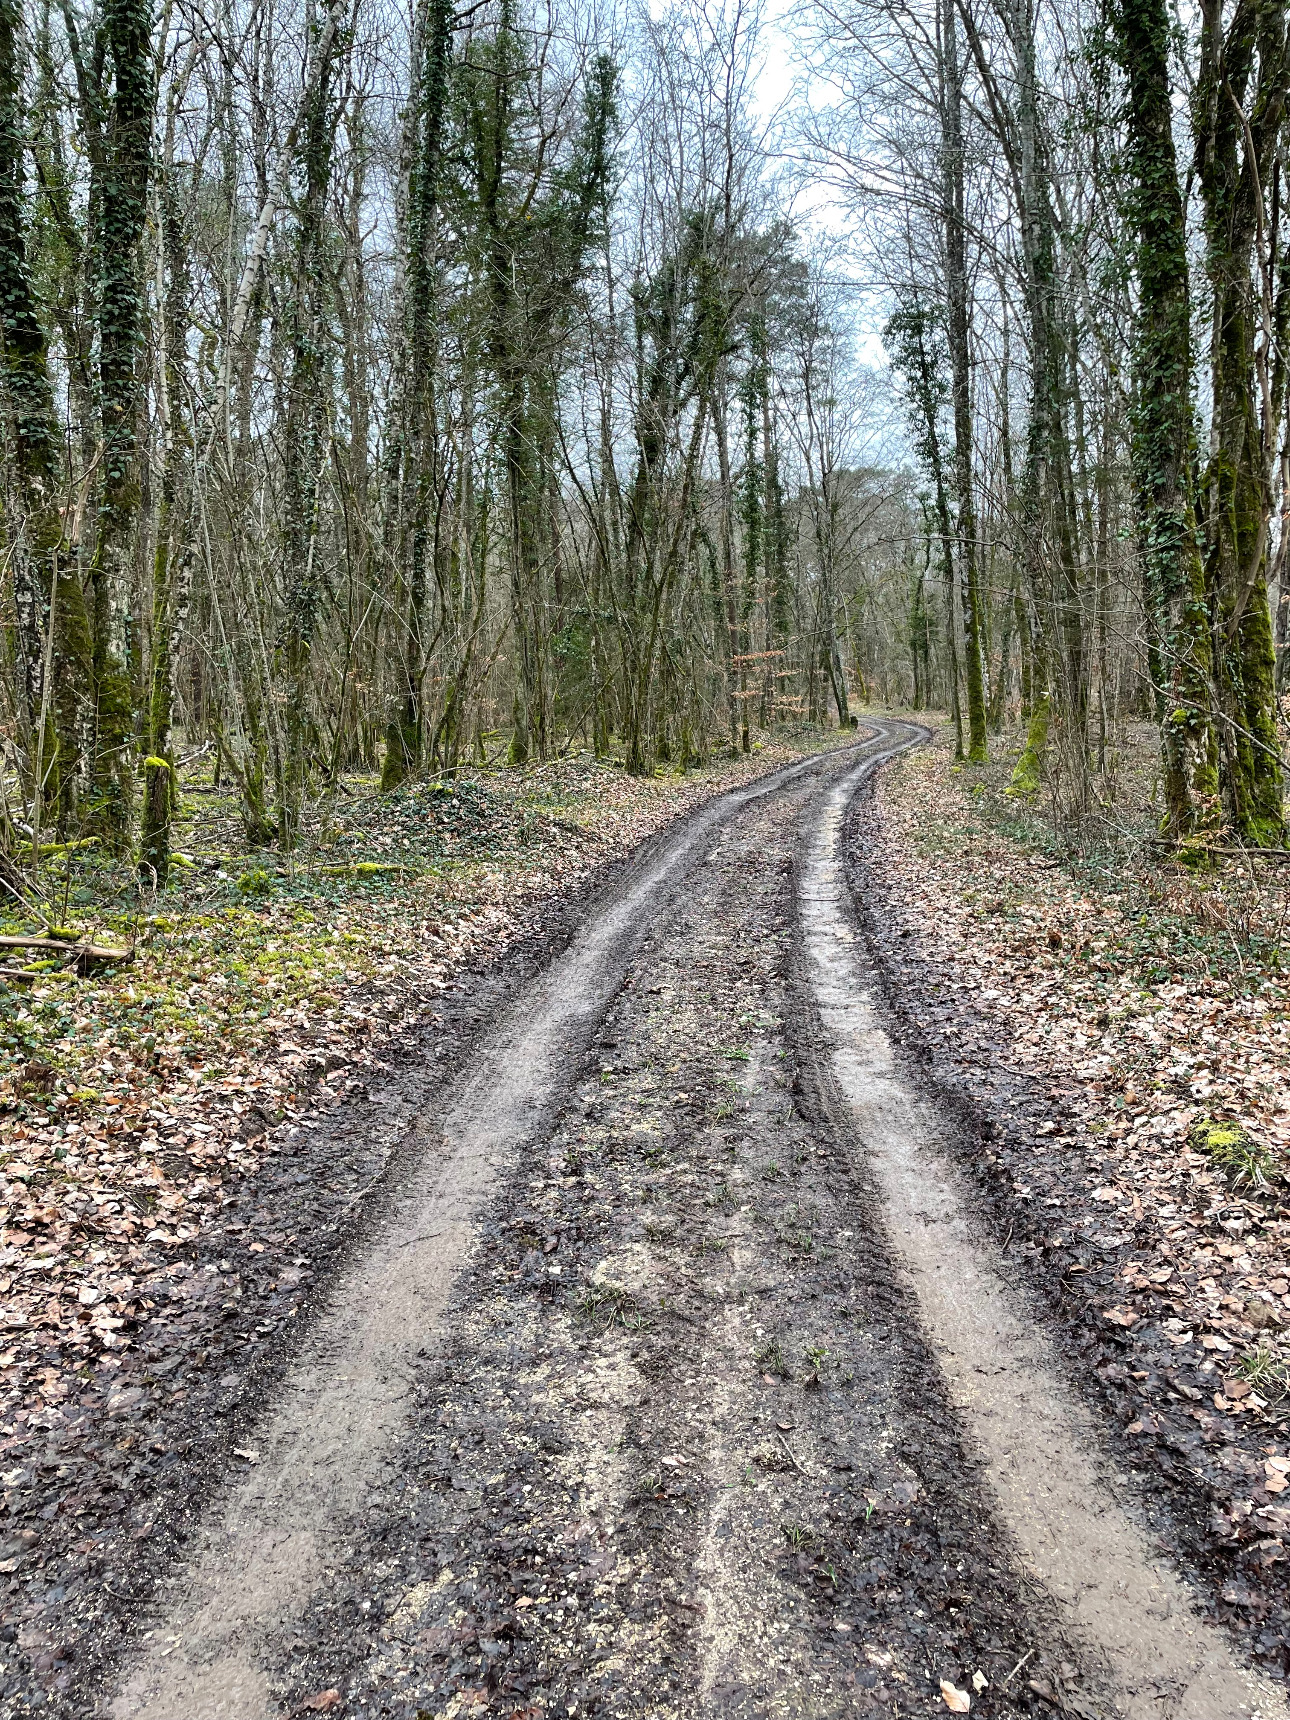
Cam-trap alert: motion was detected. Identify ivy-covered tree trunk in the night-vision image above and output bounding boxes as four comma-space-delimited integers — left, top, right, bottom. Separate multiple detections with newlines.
382, 0, 454, 791
714, 385, 748, 750
278, 18, 341, 846
762, 369, 792, 712
885, 300, 963, 757
1013, 0, 1084, 769
1112, 0, 1220, 840
140, 158, 194, 887
616, 239, 693, 774
1274, 161, 1290, 696
1193, 0, 1287, 845
741, 360, 763, 746
989, 569, 1015, 731
909, 554, 932, 709
504, 386, 553, 765
0, 0, 91, 837
468, 11, 539, 766
88, 0, 155, 853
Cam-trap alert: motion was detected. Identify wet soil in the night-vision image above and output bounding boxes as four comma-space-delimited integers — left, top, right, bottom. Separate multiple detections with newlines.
267, 741, 1068, 1720
4, 725, 1283, 1719
0, 844, 653, 1714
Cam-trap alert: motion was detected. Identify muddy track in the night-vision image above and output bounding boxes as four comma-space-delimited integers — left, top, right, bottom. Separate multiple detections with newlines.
843, 766, 1290, 1680
51, 722, 1286, 1719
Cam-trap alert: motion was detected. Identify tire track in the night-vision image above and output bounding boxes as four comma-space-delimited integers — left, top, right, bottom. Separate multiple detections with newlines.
103, 741, 882, 1720
268, 735, 1076, 1718
101, 718, 1282, 1720
803, 727, 1287, 1720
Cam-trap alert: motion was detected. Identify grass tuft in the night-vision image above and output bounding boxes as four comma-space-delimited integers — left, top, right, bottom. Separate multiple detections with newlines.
575, 1282, 645, 1331
753, 1335, 789, 1377
1239, 1340, 1290, 1401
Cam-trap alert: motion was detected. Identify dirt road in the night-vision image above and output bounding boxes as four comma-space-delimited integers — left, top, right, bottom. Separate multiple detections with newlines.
101, 723, 1284, 1718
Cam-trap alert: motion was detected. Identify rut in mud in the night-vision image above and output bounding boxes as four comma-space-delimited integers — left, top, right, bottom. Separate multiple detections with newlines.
90, 725, 1286, 1718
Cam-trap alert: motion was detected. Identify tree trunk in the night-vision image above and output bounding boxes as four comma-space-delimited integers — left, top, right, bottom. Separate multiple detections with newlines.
87, 0, 156, 853
0, 0, 92, 841
383, 0, 453, 790
278, 17, 341, 846
141, 153, 194, 887
941, 0, 986, 760
1112, 0, 1221, 839
1193, 0, 1287, 844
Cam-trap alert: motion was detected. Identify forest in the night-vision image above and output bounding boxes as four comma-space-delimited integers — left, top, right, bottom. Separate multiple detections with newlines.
6, 0, 1290, 1706
0, 0, 1287, 878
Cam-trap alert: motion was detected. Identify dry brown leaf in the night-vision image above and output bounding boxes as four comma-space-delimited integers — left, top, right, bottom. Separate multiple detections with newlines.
940, 1677, 971, 1712
298, 1692, 341, 1714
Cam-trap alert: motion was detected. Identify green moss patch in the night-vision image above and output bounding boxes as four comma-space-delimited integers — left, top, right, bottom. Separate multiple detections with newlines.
1188, 1117, 1279, 1190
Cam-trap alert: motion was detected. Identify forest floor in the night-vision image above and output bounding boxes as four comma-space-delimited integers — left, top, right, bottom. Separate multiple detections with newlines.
3, 716, 1289, 1720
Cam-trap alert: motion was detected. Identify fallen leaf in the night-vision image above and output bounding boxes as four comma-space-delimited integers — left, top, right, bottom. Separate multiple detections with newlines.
298, 1693, 341, 1714
232, 1447, 260, 1463
940, 1678, 971, 1712
971, 1669, 988, 1693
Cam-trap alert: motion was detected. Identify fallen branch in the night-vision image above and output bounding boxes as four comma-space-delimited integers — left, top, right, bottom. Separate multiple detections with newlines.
16, 836, 101, 859
0, 934, 133, 972
313, 862, 419, 877
1148, 840, 1290, 864
777, 1432, 808, 1474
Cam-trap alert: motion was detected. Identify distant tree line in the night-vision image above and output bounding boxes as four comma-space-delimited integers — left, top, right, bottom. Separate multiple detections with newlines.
0, 0, 1285, 884
0, 0, 926, 881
